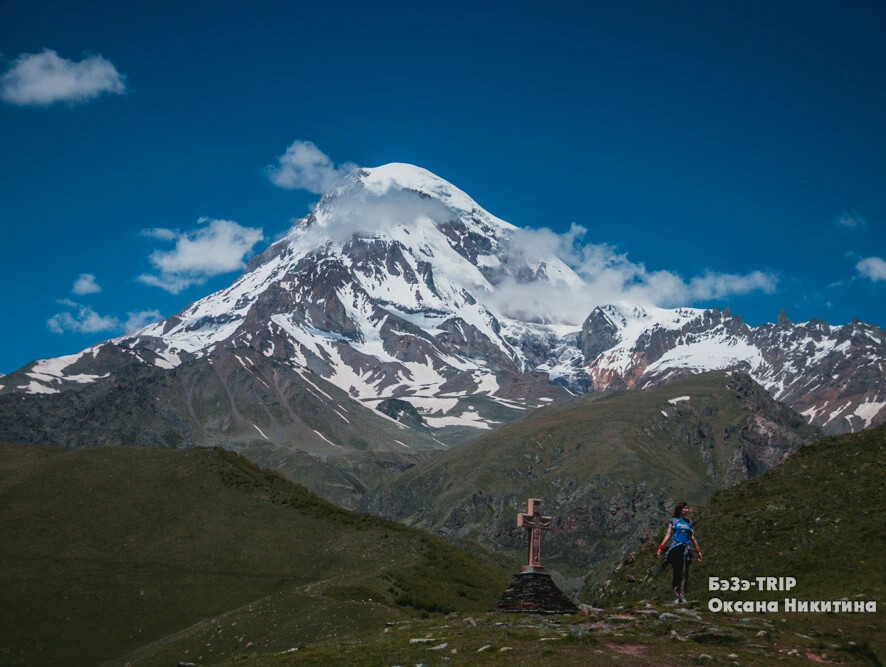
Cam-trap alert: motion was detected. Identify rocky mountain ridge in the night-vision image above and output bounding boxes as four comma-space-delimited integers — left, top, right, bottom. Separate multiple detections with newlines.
1, 162, 882, 445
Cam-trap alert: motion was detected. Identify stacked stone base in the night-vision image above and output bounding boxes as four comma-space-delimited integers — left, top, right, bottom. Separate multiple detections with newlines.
494, 571, 578, 614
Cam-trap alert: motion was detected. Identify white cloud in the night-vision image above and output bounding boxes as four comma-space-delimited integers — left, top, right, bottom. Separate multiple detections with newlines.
298, 187, 454, 246
686, 270, 777, 300
139, 227, 178, 241
484, 224, 778, 323
278, 179, 778, 324
836, 211, 869, 230
123, 309, 163, 333
137, 218, 264, 293
267, 140, 358, 193
46, 304, 120, 334
46, 302, 163, 335
71, 273, 101, 295
856, 256, 886, 282
1, 49, 126, 106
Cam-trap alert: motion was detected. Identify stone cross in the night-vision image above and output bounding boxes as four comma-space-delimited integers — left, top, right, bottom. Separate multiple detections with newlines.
517, 498, 552, 572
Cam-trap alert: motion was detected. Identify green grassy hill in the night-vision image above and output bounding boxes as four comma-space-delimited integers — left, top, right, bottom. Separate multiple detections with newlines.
596, 422, 886, 660
368, 371, 820, 592
230, 424, 885, 667
0, 444, 507, 666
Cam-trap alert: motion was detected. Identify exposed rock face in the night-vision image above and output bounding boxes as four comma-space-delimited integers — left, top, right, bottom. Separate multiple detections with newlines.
579, 307, 621, 359
575, 305, 885, 435
377, 398, 427, 430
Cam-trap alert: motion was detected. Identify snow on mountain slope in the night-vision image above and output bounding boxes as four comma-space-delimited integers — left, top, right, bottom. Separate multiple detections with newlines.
1, 164, 883, 436
575, 304, 885, 433
1, 164, 576, 433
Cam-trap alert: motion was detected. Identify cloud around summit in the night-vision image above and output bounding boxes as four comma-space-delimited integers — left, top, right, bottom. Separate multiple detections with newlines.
263, 141, 781, 323
266, 140, 358, 194
1, 49, 126, 106
485, 223, 778, 323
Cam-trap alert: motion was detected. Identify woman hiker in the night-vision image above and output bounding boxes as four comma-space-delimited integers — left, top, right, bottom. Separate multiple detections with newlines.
657, 502, 703, 604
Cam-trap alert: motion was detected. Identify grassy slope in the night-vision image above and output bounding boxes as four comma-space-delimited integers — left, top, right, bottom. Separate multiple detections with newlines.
0, 444, 507, 667
377, 371, 813, 514
370, 371, 818, 587
234, 425, 885, 667
596, 422, 886, 660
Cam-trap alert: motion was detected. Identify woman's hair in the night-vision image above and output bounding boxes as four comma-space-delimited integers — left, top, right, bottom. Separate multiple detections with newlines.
673, 502, 689, 518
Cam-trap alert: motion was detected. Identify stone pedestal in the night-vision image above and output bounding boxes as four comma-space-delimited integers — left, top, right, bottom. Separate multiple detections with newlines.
494, 571, 578, 615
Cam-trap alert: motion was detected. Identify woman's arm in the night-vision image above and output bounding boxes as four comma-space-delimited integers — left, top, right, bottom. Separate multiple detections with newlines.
691, 534, 703, 561
657, 524, 673, 557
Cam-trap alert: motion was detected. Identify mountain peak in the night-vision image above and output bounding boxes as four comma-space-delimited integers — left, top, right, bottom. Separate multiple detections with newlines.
353, 163, 516, 231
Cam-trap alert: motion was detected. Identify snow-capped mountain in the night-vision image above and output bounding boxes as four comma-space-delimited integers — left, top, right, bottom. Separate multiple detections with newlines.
564, 304, 885, 433
1, 164, 883, 436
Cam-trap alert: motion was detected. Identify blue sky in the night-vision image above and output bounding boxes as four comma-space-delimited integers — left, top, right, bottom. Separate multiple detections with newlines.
1, 0, 884, 373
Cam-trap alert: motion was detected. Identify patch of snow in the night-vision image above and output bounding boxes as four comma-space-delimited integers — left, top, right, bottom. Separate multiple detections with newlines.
800, 405, 823, 421
485, 395, 528, 411
294, 368, 334, 401
825, 402, 851, 424
153, 349, 182, 369
358, 163, 516, 232
475, 254, 501, 268
854, 399, 885, 428
30, 352, 85, 378
424, 414, 495, 430
312, 429, 340, 448
406, 396, 458, 415
25, 381, 59, 394
473, 371, 499, 395
251, 423, 270, 440
668, 396, 690, 405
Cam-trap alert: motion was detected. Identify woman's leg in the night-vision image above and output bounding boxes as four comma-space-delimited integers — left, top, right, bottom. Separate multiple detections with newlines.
669, 548, 683, 599
680, 550, 690, 599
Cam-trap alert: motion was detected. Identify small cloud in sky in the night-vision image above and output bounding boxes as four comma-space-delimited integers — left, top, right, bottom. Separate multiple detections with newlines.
46, 303, 119, 334
856, 256, 886, 282
267, 140, 358, 194
137, 218, 264, 294
139, 227, 179, 241
836, 211, 869, 230
46, 300, 162, 335
1, 49, 126, 106
71, 273, 101, 295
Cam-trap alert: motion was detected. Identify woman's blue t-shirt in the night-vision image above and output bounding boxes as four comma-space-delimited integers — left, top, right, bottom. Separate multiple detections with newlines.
670, 517, 693, 546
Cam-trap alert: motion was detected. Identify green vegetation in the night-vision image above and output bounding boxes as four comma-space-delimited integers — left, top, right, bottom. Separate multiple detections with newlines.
2, 391, 881, 665
597, 423, 886, 661
0, 444, 506, 666
233, 423, 884, 666
371, 371, 819, 590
